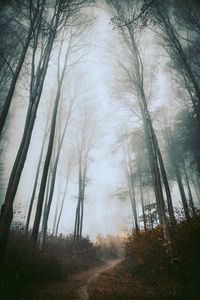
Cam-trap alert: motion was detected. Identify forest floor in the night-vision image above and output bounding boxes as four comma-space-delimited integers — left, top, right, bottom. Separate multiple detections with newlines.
21, 258, 122, 300
19, 256, 199, 299
87, 258, 200, 300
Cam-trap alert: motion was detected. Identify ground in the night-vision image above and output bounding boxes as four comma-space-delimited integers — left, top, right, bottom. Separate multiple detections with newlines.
19, 258, 121, 300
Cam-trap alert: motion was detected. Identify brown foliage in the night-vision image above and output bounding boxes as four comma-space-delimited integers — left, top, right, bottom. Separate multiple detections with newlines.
0, 231, 101, 298
90, 214, 200, 299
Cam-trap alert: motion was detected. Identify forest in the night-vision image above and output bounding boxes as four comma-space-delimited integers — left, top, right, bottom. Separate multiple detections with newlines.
0, 0, 200, 299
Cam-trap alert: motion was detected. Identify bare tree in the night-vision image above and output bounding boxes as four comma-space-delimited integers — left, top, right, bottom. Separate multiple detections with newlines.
163, 123, 190, 220
122, 138, 139, 232
152, 0, 200, 123
0, 0, 90, 257
0, 0, 46, 137
107, 0, 173, 241
54, 154, 73, 237
34, 17, 91, 246
24, 108, 51, 234
74, 110, 96, 240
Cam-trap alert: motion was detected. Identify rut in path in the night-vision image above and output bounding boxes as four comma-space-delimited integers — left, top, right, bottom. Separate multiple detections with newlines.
77, 258, 122, 300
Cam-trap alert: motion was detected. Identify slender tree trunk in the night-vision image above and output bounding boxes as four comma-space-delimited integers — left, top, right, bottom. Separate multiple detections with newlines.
139, 98, 168, 239
138, 165, 146, 231
0, 11, 37, 137
36, 35, 72, 246
55, 176, 69, 236
151, 127, 176, 226
130, 174, 139, 232
175, 165, 190, 220
25, 121, 49, 234
183, 162, 196, 217
0, 8, 59, 256
79, 160, 87, 239
52, 183, 61, 236
39, 165, 52, 246
31, 85, 62, 245
155, 3, 200, 122
192, 180, 200, 206
74, 159, 82, 240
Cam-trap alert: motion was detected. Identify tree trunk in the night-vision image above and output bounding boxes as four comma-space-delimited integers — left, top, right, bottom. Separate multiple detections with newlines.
0, 10, 37, 137
175, 165, 190, 220
155, 3, 200, 122
35, 35, 72, 246
55, 175, 69, 237
151, 126, 176, 226
139, 96, 168, 239
79, 159, 87, 239
183, 162, 196, 217
138, 165, 147, 231
0, 10, 58, 257
130, 174, 139, 232
25, 121, 49, 234
31, 84, 62, 245
74, 159, 82, 240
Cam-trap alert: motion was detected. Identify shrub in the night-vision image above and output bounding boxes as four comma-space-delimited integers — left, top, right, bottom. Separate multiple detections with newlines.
0, 231, 102, 298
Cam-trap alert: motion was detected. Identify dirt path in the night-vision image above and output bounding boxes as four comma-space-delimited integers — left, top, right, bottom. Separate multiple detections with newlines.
28, 258, 122, 299
77, 258, 122, 300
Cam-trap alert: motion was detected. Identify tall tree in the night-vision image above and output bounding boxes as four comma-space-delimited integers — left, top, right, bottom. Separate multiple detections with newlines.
122, 138, 139, 232
163, 123, 190, 220
74, 110, 95, 240
0, 0, 90, 257
0, 0, 46, 137
107, 0, 172, 240
24, 109, 50, 234
31, 29, 73, 245
152, 0, 200, 123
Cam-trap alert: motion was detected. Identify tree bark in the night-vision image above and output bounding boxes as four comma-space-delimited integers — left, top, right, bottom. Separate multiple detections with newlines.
0, 4, 40, 137
138, 164, 147, 231
25, 120, 49, 234
175, 165, 190, 220
183, 162, 196, 217
0, 5, 59, 257
35, 34, 72, 246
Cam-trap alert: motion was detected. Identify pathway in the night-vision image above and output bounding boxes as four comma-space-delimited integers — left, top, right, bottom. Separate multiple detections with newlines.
77, 258, 122, 300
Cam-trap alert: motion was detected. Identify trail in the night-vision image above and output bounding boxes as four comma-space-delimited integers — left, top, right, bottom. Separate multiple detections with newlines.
30, 257, 122, 299
77, 258, 122, 300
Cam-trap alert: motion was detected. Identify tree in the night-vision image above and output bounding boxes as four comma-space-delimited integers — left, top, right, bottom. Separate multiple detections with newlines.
34, 17, 91, 246
163, 122, 190, 220
31, 28, 73, 245
0, 0, 46, 137
54, 153, 74, 237
152, 0, 200, 124
0, 0, 90, 257
74, 110, 96, 240
107, 0, 173, 241
24, 107, 50, 234
122, 136, 139, 232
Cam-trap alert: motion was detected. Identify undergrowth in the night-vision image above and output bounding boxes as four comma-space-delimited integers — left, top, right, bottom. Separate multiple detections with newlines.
0, 231, 101, 298
124, 214, 200, 299
89, 214, 200, 300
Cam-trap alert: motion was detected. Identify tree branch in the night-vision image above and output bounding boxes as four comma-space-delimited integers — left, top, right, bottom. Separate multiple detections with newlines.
118, 0, 156, 28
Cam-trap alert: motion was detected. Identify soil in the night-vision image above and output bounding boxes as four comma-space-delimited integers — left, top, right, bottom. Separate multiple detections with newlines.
20, 258, 122, 300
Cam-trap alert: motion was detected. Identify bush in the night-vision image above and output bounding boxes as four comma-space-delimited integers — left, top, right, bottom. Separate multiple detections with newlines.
124, 214, 200, 298
125, 226, 170, 277
0, 231, 102, 298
